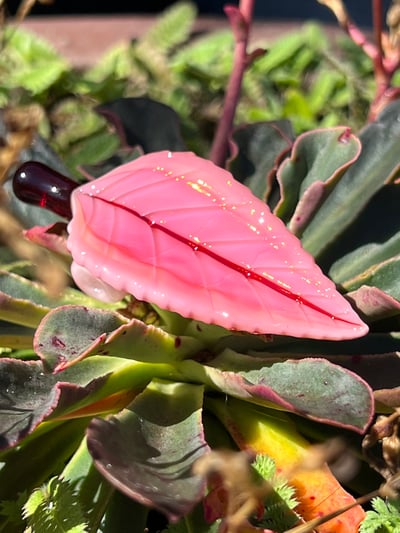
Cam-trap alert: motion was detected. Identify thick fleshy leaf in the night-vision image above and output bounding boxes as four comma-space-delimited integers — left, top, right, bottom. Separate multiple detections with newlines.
23, 222, 70, 256
183, 353, 373, 432
336, 254, 400, 301
318, 352, 400, 392
46, 357, 153, 422
301, 100, 400, 258
228, 120, 293, 199
209, 397, 366, 533
274, 127, 361, 234
34, 305, 126, 370
67, 150, 367, 340
0, 355, 164, 449
0, 359, 57, 449
35, 305, 204, 371
97, 97, 187, 153
87, 380, 209, 522
346, 285, 400, 324
326, 182, 400, 281
0, 270, 54, 326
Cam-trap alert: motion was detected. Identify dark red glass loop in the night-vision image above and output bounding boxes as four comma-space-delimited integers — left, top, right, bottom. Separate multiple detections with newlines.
13, 161, 78, 219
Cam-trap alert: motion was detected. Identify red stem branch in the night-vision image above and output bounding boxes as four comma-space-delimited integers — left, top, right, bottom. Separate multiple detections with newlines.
332, 0, 400, 119
209, 0, 255, 167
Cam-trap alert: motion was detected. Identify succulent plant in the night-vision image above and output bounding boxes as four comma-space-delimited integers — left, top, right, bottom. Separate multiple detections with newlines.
0, 1, 400, 532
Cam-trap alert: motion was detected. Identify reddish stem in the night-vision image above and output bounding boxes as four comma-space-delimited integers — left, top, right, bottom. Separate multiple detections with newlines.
209, 0, 255, 167
333, 0, 400, 120
372, 0, 384, 59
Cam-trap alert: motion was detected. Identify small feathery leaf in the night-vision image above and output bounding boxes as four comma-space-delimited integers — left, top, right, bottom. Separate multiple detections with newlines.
1, 27, 68, 95
23, 477, 88, 533
253, 454, 300, 532
140, 1, 197, 54
359, 497, 400, 533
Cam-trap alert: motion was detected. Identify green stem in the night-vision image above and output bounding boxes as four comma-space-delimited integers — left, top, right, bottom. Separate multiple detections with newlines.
62, 436, 115, 532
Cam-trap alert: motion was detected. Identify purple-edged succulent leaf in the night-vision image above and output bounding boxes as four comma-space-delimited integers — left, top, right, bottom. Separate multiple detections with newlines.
34, 305, 127, 371
23, 222, 69, 256
35, 305, 204, 371
228, 120, 293, 200
334, 254, 400, 302
239, 358, 374, 432
46, 356, 164, 422
346, 285, 400, 323
301, 100, 400, 258
0, 359, 57, 449
0, 271, 55, 327
0, 354, 165, 449
327, 180, 400, 293
0, 357, 118, 449
67, 150, 367, 340
274, 127, 361, 234
97, 97, 187, 153
318, 352, 400, 392
87, 380, 209, 522
180, 354, 374, 432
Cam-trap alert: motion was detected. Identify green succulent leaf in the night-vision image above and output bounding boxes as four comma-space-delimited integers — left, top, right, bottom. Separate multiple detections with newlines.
97, 97, 187, 153
274, 126, 361, 235
0, 359, 57, 449
342, 255, 400, 301
228, 120, 294, 199
327, 181, 400, 294
0, 271, 54, 327
34, 305, 204, 371
0, 355, 162, 449
301, 100, 400, 258
86, 379, 209, 522
34, 306, 127, 370
178, 354, 373, 432
102, 491, 149, 533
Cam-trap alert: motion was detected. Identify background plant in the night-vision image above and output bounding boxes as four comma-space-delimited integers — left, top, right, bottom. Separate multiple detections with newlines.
0, 1, 399, 532
0, 1, 378, 173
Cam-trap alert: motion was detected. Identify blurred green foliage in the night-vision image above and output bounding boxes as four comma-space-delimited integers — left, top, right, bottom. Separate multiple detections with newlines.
0, 1, 377, 173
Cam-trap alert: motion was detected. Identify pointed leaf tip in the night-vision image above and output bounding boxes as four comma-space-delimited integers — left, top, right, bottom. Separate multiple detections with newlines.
67, 151, 368, 340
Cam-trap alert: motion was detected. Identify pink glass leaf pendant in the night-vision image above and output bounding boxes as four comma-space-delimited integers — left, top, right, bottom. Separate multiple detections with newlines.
64, 150, 367, 340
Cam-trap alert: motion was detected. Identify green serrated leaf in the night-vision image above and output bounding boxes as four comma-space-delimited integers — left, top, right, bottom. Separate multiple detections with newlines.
254, 31, 308, 73
23, 477, 88, 532
253, 453, 299, 531
140, 1, 197, 54
359, 497, 400, 533
1, 27, 68, 95
64, 130, 120, 171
